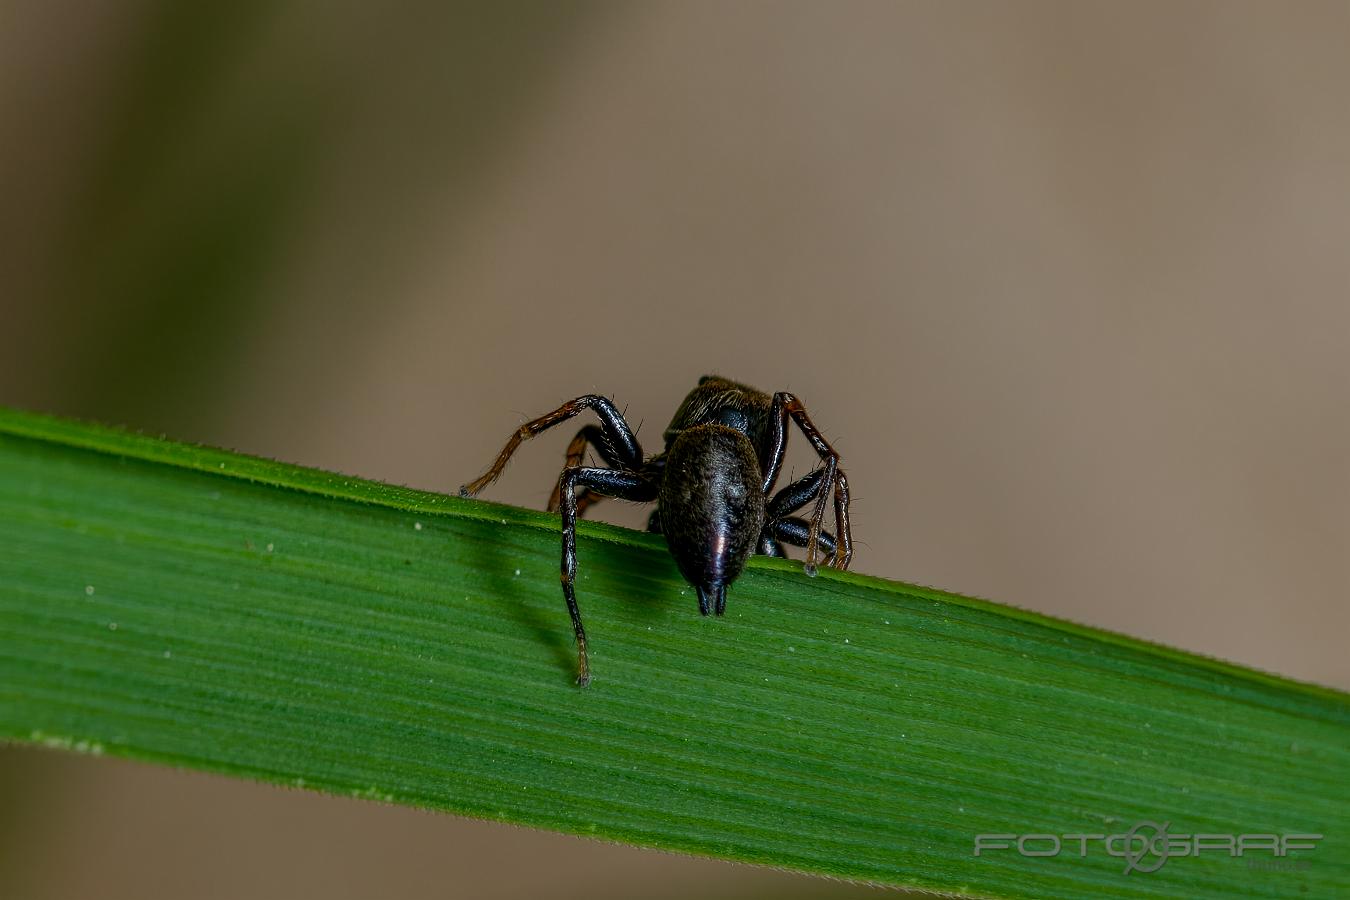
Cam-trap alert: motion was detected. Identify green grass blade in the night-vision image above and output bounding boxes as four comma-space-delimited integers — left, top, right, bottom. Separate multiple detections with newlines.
1, 407, 1345, 898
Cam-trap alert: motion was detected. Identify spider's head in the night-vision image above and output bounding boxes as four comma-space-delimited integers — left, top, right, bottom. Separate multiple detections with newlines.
657, 424, 766, 616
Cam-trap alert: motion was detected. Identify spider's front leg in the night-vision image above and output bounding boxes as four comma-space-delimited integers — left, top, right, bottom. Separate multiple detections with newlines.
558, 467, 657, 685
760, 393, 852, 572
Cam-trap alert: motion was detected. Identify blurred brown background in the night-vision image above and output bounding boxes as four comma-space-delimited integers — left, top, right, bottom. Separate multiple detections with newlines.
1, 2, 1347, 898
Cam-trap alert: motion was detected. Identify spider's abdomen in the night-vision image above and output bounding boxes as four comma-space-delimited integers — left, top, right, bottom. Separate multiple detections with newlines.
658, 424, 766, 613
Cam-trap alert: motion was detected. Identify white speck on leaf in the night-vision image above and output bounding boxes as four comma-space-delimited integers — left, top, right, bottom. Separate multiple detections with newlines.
266, 542, 274, 553
414, 522, 422, 531
85, 585, 95, 596
108, 622, 118, 631
514, 568, 521, 576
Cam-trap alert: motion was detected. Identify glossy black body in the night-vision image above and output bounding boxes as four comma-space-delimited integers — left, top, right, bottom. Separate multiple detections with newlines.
658, 423, 766, 616
461, 376, 851, 685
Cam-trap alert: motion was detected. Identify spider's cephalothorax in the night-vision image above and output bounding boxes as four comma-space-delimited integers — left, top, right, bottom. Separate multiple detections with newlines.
460, 376, 851, 685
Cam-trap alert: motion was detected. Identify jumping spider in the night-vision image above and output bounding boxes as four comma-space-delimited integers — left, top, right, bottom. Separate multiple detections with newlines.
460, 376, 852, 685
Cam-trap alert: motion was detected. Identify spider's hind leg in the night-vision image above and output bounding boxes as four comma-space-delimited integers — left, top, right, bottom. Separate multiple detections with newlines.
766, 517, 837, 560
761, 393, 853, 572
762, 464, 851, 570
460, 395, 643, 498
558, 467, 657, 686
